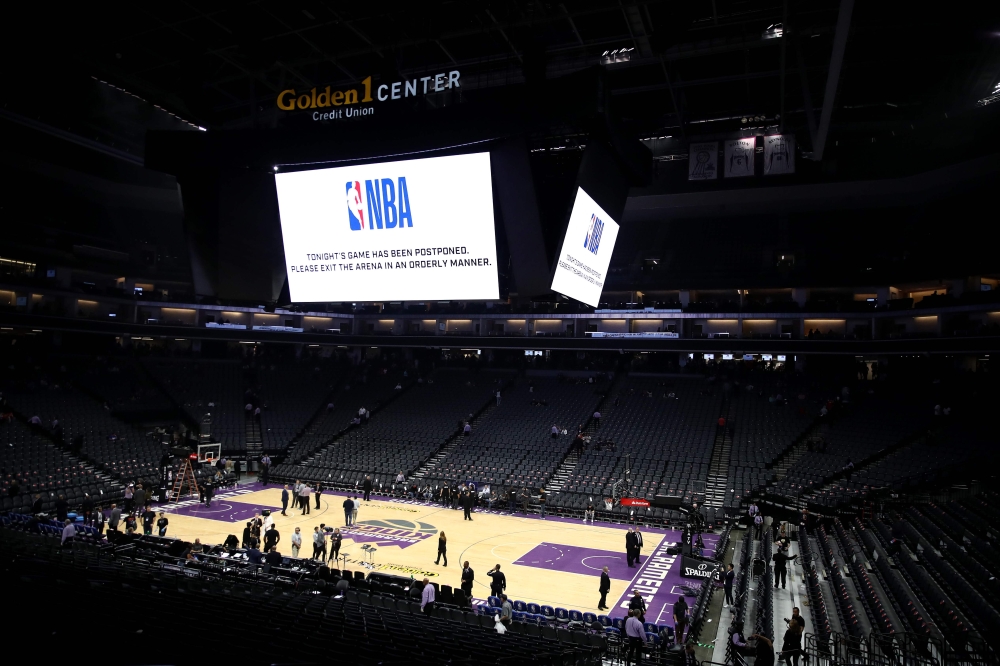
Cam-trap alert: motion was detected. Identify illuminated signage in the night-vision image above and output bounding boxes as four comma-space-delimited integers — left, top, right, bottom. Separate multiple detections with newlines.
277, 70, 461, 122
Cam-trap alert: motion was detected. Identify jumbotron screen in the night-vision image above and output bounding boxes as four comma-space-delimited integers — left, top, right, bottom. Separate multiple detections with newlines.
275, 152, 500, 302
550, 187, 620, 307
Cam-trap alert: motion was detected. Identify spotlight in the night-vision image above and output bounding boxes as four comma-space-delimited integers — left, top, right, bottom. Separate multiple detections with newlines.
273, 166, 279, 172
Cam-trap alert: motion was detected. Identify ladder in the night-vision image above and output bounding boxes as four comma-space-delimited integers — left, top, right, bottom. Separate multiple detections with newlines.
170, 458, 200, 502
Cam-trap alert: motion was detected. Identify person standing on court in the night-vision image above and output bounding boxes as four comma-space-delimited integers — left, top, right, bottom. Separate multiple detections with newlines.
624, 609, 648, 666
312, 526, 325, 560
629, 589, 647, 623
290, 527, 302, 558
343, 496, 354, 526
435, 531, 448, 566
487, 564, 506, 598
538, 488, 547, 518
626, 527, 638, 567
462, 490, 474, 521
329, 527, 342, 563
598, 566, 611, 610
314, 483, 323, 510
724, 563, 735, 608
461, 561, 475, 597
363, 475, 373, 502
673, 595, 689, 643
109, 503, 121, 532
299, 483, 311, 515
634, 527, 644, 563
281, 485, 290, 516
352, 495, 360, 523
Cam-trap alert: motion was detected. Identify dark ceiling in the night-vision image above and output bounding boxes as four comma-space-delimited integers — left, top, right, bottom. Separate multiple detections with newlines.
5, 1, 1000, 152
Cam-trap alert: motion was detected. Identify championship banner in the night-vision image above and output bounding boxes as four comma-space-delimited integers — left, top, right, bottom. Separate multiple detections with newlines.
620, 497, 651, 507
764, 134, 796, 175
724, 138, 756, 178
681, 554, 722, 580
688, 142, 718, 180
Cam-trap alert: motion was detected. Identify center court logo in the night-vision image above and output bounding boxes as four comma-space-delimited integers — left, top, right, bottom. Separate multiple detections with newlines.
584, 213, 604, 254
344, 518, 437, 549
346, 178, 414, 230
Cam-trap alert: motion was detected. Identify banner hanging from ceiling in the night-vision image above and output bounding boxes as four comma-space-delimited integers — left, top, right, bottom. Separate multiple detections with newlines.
688, 142, 719, 180
764, 134, 796, 175
724, 138, 756, 178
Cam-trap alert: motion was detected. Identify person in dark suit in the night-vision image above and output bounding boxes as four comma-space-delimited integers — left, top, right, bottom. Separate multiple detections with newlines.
599, 566, 611, 610
31, 494, 43, 514
628, 589, 647, 623
773, 550, 798, 589
329, 528, 342, 563
487, 564, 506, 598
626, 527, 638, 567
461, 561, 475, 597
363, 475, 373, 502
673, 596, 689, 643
108, 504, 122, 532
281, 485, 289, 516
242, 521, 253, 548
634, 528, 644, 564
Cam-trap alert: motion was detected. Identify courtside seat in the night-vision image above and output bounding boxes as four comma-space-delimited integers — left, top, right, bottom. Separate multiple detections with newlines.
554, 607, 569, 622
568, 610, 583, 623
597, 614, 611, 627
582, 612, 597, 624
513, 600, 527, 612
526, 602, 541, 615
540, 604, 555, 621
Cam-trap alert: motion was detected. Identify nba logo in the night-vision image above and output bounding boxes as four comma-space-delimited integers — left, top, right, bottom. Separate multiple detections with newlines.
584, 213, 604, 254
346, 181, 365, 230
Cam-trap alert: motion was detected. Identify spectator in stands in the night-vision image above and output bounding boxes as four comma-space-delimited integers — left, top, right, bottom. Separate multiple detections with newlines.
299, 483, 311, 515
157, 512, 168, 536
551, 424, 559, 439
624, 609, 648, 666
749, 634, 774, 666
843, 458, 854, 482
754, 513, 764, 540
109, 504, 121, 532
593, 410, 601, 427
785, 607, 805, 631
780, 618, 802, 666
773, 548, 798, 590
395, 470, 405, 486
55, 518, 77, 548
585, 501, 595, 524
363, 475, 373, 501
222, 534, 238, 551
499, 594, 512, 628
31, 494, 43, 514
265, 546, 282, 567
463, 421, 471, 436
460, 561, 474, 597
420, 577, 435, 615
343, 497, 354, 526
281, 485, 289, 516
724, 563, 735, 608
495, 389, 501, 406
598, 566, 611, 610
352, 496, 360, 523
314, 483, 323, 510
673, 595, 688, 642
54, 494, 68, 522
487, 564, 506, 597
290, 527, 302, 558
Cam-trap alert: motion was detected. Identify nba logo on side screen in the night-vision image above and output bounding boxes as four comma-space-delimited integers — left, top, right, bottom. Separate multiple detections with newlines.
346, 178, 413, 231
584, 213, 604, 254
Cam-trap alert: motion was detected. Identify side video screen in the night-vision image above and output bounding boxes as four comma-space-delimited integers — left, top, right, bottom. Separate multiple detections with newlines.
550, 187, 620, 307
275, 152, 500, 302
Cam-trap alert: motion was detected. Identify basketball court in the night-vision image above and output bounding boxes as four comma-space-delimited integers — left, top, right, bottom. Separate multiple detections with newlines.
156, 482, 718, 621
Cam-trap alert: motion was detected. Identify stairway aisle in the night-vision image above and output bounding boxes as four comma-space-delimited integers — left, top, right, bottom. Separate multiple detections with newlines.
705, 399, 733, 508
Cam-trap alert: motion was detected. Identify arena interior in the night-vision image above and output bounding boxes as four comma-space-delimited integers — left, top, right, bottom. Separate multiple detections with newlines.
2, 3, 999, 666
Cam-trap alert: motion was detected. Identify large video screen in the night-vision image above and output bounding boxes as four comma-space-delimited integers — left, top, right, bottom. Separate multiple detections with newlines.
275, 152, 499, 302
550, 187, 620, 307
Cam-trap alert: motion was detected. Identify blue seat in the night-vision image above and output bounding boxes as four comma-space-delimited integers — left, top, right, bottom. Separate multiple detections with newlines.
569, 610, 584, 623
513, 611, 525, 622
598, 614, 612, 627
513, 600, 527, 612
644, 622, 659, 634
646, 632, 660, 645
487, 595, 501, 608
583, 612, 598, 624
605, 627, 621, 636
526, 602, 541, 615
554, 607, 569, 622
612, 617, 625, 631
541, 605, 555, 619
533, 613, 548, 625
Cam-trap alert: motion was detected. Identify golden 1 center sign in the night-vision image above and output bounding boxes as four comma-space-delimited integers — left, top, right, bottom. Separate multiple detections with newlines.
276, 70, 461, 121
